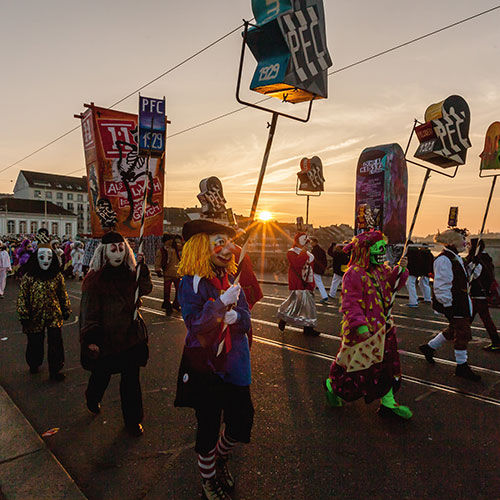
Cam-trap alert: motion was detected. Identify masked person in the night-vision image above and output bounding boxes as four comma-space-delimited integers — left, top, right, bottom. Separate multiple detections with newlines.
154, 233, 182, 315
324, 230, 412, 420
419, 229, 481, 381
79, 232, 152, 436
277, 232, 319, 336
174, 220, 252, 500
17, 229, 71, 380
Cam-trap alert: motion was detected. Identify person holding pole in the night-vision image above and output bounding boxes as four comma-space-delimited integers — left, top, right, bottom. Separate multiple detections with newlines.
465, 238, 500, 351
79, 232, 152, 436
324, 230, 413, 420
174, 220, 253, 500
419, 228, 481, 381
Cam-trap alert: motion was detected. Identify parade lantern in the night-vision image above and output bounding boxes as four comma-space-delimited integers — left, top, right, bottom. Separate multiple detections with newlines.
354, 144, 408, 244
447, 206, 459, 228
296, 156, 325, 224
197, 177, 227, 218
245, 0, 332, 104
75, 103, 166, 237
414, 95, 471, 168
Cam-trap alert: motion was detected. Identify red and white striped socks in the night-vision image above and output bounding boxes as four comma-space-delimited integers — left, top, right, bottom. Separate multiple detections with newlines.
198, 447, 216, 480
216, 428, 237, 458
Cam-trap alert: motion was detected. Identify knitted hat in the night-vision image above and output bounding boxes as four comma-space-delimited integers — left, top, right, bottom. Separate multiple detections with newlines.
101, 231, 125, 244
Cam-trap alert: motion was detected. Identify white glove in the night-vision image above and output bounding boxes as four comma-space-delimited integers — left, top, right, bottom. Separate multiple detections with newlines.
220, 284, 241, 306
224, 310, 239, 325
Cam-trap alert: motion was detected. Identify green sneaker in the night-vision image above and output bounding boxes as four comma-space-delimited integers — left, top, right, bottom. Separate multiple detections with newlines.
378, 404, 413, 420
483, 343, 500, 352
325, 379, 343, 407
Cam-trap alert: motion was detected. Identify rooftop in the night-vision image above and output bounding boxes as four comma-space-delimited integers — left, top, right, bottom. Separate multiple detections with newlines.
20, 170, 87, 192
0, 197, 76, 216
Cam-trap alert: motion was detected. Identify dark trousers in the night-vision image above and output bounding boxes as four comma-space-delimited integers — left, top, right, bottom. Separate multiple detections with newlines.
26, 327, 64, 374
86, 365, 143, 426
163, 277, 180, 308
442, 317, 472, 351
472, 298, 500, 344
194, 380, 254, 454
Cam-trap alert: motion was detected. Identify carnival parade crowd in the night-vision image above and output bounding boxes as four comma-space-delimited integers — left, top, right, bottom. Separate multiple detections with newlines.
1, 221, 499, 500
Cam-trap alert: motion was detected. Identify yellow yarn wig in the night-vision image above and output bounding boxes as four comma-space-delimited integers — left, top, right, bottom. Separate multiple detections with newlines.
177, 233, 237, 279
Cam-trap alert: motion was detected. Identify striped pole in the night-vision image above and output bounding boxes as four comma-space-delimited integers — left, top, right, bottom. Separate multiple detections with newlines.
385, 168, 431, 320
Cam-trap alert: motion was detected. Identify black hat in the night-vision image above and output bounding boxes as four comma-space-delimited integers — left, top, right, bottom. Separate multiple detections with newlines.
101, 231, 125, 244
162, 233, 175, 243
182, 220, 236, 242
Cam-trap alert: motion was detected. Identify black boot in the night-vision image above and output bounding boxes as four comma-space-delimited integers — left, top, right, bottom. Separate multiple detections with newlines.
215, 455, 235, 491
455, 363, 481, 382
278, 319, 286, 331
164, 302, 173, 316
201, 477, 232, 500
303, 326, 320, 336
419, 344, 435, 364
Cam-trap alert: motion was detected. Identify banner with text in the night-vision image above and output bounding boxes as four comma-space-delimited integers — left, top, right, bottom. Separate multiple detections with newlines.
78, 104, 165, 237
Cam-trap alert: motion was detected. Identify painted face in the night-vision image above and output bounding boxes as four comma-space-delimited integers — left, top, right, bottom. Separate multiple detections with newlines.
105, 242, 125, 267
369, 239, 387, 265
37, 248, 53, 271
298, 235, 309, 247
459, 236, 467, 252
209, 233, 233, 268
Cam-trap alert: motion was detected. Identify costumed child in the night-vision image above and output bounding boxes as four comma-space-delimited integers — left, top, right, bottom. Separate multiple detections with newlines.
79, 231, 152, 436
324, 230, 413, 420
277, 232, 320, 336
17, 228, 71, 381
174, 220, 253, 500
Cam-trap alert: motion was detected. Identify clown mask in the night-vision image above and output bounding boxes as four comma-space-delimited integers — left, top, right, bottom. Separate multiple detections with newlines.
369, 239, 387, 265
209, 233, 233, 268
297, 234, 309, 248
37, 248, 53, 271
105, 242, 125, 267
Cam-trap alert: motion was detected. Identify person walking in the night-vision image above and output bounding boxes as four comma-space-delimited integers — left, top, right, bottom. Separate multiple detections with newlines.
0, 241, 12, 298
79, 231, 152, 436
405, 243, 421, 307
466, 238, 500, 352
328, 242, 350, 299
310, 237, 329, 304
418, 245, 434, 303
277, 232, 319, 336
419, 229, 481, 381
155, 234, 182, 315
71, 241, 85, 280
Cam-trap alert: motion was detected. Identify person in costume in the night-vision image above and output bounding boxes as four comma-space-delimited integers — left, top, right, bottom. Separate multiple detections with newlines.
71, 241, 85, 280
0, 241, 12, 298
277, 232, 319, 336
17, 229, 71, 380
328, 241, 350, 299
79, 231, 152, 436
324, 230, 413, 420
174, 220, 253, 500
154, 233, 182, 315
419, 228, 481, 381
465, 238, 499, 351
310, 237, 329, 304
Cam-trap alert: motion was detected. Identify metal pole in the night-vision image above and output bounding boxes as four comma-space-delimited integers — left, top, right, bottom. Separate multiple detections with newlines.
247, 112, 279, 225
306, 195, 310, 226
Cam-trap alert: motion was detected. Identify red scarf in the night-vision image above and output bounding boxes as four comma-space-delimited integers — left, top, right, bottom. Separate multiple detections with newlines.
208, 273, 232, 354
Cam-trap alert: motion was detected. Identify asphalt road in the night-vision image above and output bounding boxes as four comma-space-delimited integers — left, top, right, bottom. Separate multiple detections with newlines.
1, 275, 500, 500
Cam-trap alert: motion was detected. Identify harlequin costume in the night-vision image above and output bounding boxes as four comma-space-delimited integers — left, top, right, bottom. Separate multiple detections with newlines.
325, 230, 413, 420
277, 232, 319, 336
17, 229, 71, 381
174, 220, 253, 500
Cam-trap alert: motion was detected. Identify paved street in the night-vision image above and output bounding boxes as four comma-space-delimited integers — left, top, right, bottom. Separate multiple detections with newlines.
1, 275, 500, 499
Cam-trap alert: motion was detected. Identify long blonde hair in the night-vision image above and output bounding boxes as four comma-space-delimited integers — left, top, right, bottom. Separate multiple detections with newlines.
177, 233, 237, 279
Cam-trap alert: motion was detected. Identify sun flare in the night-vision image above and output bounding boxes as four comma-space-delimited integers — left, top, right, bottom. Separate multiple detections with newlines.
258, 211, 273, 222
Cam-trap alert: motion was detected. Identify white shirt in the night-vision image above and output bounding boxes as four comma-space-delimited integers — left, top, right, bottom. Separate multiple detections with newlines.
0, 250, 11, 269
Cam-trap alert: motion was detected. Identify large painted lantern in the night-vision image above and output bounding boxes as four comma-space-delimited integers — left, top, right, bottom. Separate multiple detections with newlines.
480, 122, 500, 172
197, 177, 227, 218
297, 156, 325, 192
355, 144, 408, 244
414, 95, 471, 168
245, 0, 332, 103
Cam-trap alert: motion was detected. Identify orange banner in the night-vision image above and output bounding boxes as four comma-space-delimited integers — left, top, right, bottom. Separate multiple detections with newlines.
79, 104, 165, 237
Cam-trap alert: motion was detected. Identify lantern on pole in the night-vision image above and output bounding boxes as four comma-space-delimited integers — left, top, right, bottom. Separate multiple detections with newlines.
296, 155, 324, 225
197, 176, 227, 219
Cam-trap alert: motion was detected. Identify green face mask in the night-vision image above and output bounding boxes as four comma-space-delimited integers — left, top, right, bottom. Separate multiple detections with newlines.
369, 240, 387, 265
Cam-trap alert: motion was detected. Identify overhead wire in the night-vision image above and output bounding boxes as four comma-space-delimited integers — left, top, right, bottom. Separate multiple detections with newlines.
2, 4, 500, 177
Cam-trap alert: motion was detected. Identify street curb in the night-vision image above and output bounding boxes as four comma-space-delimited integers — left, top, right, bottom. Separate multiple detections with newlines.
0, 386, 87, 500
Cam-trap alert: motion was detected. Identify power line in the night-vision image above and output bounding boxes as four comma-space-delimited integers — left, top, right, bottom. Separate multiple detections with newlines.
2, 4, 500, 177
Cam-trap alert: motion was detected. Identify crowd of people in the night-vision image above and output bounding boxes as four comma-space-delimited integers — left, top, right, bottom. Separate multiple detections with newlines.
2, 222, 499, 500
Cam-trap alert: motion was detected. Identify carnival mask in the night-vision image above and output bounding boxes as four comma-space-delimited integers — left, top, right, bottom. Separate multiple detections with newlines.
297, 234, 309, 247
209, 233, 233, 268
37, 248, 53, 271
105, 242, 125, 267
369, 240, 387, 265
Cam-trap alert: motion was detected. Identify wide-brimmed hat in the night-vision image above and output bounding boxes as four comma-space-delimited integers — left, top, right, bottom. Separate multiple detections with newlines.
434, 228, 467, 247
182, 220, 236, 242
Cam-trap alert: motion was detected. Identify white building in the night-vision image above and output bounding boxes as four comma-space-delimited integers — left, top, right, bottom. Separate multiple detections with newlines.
13, 170, 91, 234
0, 198, 77, 237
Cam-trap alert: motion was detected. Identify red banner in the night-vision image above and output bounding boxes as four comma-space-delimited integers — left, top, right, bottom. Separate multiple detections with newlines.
78, 104, 165, 237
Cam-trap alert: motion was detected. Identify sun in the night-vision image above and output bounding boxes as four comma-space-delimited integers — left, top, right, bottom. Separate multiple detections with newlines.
258, 211, 273, 222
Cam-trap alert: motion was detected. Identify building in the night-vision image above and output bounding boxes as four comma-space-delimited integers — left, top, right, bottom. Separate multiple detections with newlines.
163, 207, 191, 234
0, 198, 77, 237
13, 170, 90, 234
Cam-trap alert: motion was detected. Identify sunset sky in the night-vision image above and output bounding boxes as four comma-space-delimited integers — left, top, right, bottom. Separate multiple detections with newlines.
1, 0, 500, 236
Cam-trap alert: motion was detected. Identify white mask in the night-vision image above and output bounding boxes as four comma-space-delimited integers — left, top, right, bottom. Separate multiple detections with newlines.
298, 235, 309, 247
105, 242, 125, 267
37, 248, 53, 271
